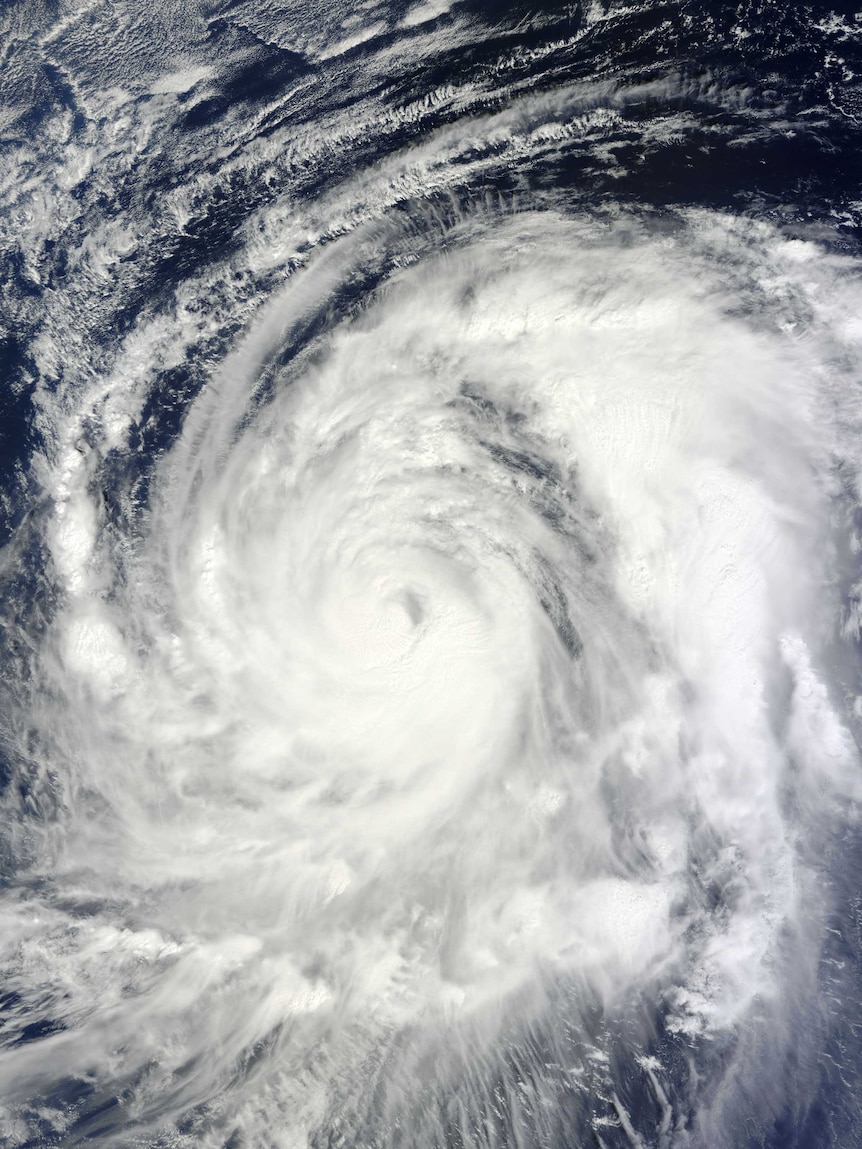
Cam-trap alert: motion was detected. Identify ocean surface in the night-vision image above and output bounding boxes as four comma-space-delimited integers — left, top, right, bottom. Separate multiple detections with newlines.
2, 1, 862, 1146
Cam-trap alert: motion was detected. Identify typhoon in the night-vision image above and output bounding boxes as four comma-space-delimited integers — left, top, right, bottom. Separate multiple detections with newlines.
1, 1, 862, 1147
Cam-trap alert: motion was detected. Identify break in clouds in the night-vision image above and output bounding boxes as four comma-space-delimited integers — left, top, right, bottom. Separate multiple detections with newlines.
1, 2, 862, 1147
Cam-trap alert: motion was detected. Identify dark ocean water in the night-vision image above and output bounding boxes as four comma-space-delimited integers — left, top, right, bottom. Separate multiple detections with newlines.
2, 1, 862, 1146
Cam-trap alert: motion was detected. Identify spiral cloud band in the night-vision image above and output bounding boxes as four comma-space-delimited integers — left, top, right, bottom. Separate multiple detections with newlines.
2, 2, 862, 1147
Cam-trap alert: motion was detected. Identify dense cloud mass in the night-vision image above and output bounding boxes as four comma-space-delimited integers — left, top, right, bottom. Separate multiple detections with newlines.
2, 1, 862, 1147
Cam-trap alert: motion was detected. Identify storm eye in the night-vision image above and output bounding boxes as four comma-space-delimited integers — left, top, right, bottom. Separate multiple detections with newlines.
402, 590, 424, 627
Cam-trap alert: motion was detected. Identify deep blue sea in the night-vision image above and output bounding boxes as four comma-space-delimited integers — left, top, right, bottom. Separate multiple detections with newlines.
2, 2, 862, 1146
